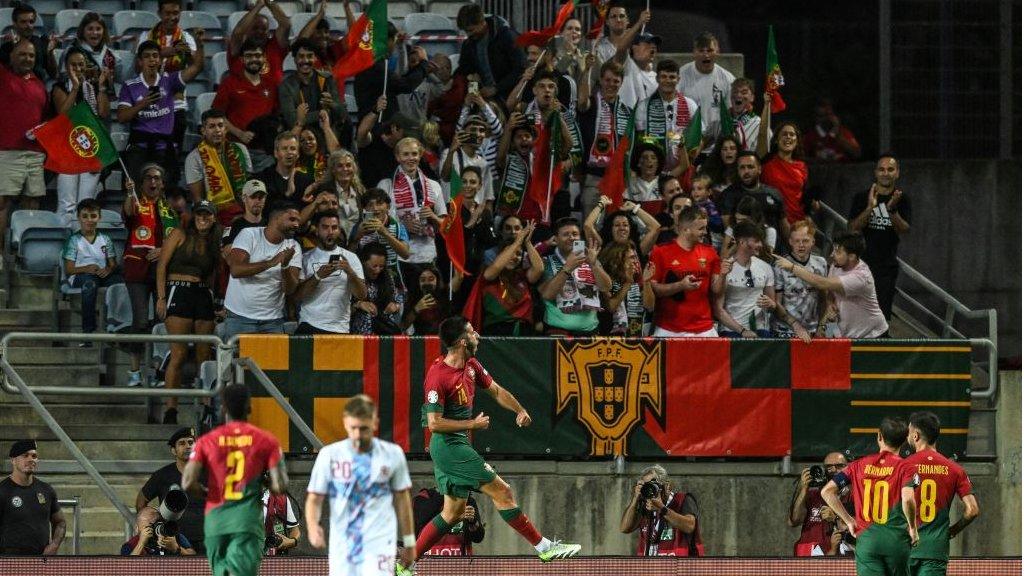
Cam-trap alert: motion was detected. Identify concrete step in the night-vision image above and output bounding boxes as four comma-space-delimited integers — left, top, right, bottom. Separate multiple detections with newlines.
965, 407, 997, 459
0, 308, 66, 330
0, 387, 163, 404
28, 439, 171, 461
0, 424, 182, 442
80, 507, 133, 534
2, 403, 151, 425
50, 482, 144, 505
9, 365, 105, 387
4, 345, 103, 365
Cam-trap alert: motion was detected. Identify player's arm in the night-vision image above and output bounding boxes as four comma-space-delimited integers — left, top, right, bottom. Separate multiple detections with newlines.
392, 488, 415, 565
950, 494, 979, 538
268, 453, 289, 494
425, 411, 489, 434
134, 490, 150, 512
901, 485, 919, 546
305, 492, 326, 549
484, 381, 531, 427
821, 475, 857, 535
181, 460, 207, 500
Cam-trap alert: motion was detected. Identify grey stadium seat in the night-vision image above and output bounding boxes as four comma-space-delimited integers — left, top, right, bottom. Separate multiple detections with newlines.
193, 92, 217, 126
403, 13, 455, 37
211, 50, 229, 85
55, 9, 92, 38
113, 10, 160, 46
10, 210, 68, 276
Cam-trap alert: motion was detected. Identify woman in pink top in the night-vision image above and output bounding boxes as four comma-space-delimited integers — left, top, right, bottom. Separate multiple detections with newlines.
761, 122, 809, 225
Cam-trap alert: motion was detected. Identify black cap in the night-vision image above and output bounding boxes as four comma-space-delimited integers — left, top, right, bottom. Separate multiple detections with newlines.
193, 200, 216, 215
633, 32, 662, 47
9, 439, 37, 458
168, 427, 196, 447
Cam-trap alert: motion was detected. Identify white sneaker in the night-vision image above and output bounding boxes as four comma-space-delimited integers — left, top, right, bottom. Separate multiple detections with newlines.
539, 540, 581, 562
127, 371, 142, 387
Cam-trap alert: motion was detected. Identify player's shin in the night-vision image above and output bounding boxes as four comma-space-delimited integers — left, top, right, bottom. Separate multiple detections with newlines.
499, 507, 544, 548
414, 514, 452, 560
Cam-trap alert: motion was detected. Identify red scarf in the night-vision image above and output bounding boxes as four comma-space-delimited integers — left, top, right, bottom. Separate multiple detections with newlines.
392, 167, 435, 238
149, 24, 190, 72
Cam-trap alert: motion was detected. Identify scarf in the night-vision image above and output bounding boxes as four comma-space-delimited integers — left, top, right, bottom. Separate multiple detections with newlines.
298, 152, 326, 181
62, 75, 99, 114
149, 24, 190, 72
610, 281, 645, 336
130, 197, 179, 249
588, 93, 630, 167
645, 91, 691, 157
496, 152, 531, 216
391, 167, 434, 238
549, 251, 602, 313
76, 42, 117, 75
197, 141, 248, 208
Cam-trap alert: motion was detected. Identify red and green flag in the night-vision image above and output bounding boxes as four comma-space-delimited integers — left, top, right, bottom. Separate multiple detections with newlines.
765, 25, 786, 113
599, 106, 636, 212
719, 95, 735, 140
440, 169, 469, 276
528, 112, 566, 223
333, 0, 389, 79
586, 0, 609, 40
516, 1, 575, 47
32, 102, 118, 174
683, 106, 703, 154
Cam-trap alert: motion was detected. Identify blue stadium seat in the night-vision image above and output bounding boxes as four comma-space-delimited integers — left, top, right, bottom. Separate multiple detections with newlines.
10, 210, 65, 253
193, 91, 217, 126
79, 0, 129, 17
10, 211, 68, 276
403, 13, 455, 37
55, 9, 92, 38
112, 48, 136, 83
288, 12, 343, 40
179, 10, 224, 54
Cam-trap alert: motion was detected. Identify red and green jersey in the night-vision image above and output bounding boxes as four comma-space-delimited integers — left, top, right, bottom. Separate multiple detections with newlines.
898, 448, 972, 560
836, 450, 907, 536
189, 421, 282, 537
422, 357, 493, 438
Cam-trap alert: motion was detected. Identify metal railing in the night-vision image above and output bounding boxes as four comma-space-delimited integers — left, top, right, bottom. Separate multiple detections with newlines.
815, 202, 999, 400
57, 497, 81, 555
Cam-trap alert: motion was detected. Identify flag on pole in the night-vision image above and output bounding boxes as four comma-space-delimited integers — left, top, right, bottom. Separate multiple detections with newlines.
586, 0, 609, 39
440, 169, 470, 276
333, 0, 389, 79
683, 106, 704, 153
719, 96, 735, 141
765, 25, 786, 113
527, 113, 565, 222
599, 106, 636, 212
32, 102, 119, 174
516, 1, 575, 48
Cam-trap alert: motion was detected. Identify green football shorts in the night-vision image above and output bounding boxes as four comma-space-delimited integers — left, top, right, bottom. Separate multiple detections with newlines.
855, 527, 911, 576
430, 434, 497, 499
205, 531, 263, 576
909, 558, 947, 576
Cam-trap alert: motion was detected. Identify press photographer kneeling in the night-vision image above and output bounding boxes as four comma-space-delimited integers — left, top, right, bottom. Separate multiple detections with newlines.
620, 465, 704, 556
121, 486, 195, 556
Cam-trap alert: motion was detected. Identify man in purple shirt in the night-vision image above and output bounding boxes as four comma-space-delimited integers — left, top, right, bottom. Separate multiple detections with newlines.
117, 34, 204, 185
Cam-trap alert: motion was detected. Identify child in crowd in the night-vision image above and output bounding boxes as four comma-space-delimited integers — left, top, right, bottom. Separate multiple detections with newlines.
62, 199, 124, 338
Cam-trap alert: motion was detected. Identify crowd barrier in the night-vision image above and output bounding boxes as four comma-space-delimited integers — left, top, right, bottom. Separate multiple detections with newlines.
237, 336, 973, 459
0, 556, 1018, 575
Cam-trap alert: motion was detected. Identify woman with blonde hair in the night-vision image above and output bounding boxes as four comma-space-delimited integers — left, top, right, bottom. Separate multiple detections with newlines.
310, 148, 365, 239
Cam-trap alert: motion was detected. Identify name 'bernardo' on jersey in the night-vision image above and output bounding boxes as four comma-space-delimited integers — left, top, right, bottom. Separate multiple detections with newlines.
218, 435, 254, 447
863, 465, 894, 477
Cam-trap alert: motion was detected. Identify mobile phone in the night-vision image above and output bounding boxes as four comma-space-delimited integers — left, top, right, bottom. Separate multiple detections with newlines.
329, 254, 341, 263
362, 209, 375, 221
147, 86, 160, 98
572, 240, 586, 256
468, 81, 479, 94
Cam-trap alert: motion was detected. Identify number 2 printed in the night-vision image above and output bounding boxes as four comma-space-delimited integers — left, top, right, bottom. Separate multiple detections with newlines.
224, 450, 246, 500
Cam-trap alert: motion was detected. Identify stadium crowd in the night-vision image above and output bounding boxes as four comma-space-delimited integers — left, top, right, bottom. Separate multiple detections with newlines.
0, 0, 908, 410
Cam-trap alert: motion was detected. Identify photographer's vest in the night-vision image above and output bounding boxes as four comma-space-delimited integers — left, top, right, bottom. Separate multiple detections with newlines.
635, 491, 705, 557
793, 487, 833, 556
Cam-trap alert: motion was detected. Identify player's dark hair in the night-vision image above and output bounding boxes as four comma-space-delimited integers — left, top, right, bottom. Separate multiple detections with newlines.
732, 219, 764, 242
223, 384, 251, 421
553, 217, 580, 234
879, 416, 908, 450
656, 59, 679, 75
344, 394, 377, 419
290, 37, 318, 59
909, 411, 941, 445
832, 231, 866, 258
439, 315, 470, 349
676, 205, 707, 228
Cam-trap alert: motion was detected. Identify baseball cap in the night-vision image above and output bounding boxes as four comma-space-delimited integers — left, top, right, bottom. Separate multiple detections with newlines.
193, 200, 216, 215
167, 427, 196, 447
9, 439, 36, 458
242, 179, 268, 197
633, 32, 662, 47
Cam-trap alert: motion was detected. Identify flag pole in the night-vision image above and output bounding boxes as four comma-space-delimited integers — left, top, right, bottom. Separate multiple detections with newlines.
513, 49, 546, 104
449, 260, 453, 301
117, 156, 139, 206
641, 0, 649, 34
544, 146, 555, 224
378, 58, 389, 123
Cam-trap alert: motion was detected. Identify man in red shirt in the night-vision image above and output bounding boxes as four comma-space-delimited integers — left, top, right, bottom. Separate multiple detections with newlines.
228, 0, 291, 85
213, 39, 279, 146
649, 205, 724, 336
0, 38, 48, 254
183, 384, 288, 576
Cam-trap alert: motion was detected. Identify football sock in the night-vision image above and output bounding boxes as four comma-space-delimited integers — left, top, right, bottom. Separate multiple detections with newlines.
499, 507, 543, 547
414, 514, 451, 560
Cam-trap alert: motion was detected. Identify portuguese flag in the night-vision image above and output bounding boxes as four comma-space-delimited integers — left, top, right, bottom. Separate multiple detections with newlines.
683, 106, 703, 153
33, 102, 118, 174
440, 170, 469, 276
599, 106, 635, 213
765, 25, 786, 113
333, 0, 389, 79
516, 1, 575, 48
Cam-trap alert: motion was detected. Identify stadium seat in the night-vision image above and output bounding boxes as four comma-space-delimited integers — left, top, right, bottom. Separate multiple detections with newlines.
427, 1, 465, 19
448, 52, 458, 70
403, 13, 455, 37
31, 0, 67, 27
110, 130, 129, 152
53, 48, 64, 67
273, 1, 305, 17
179, 10, 222, 35
9, 210, 64, 253
112, 10, 160, 51
344, 93, 356, 114
0, 9, 12, 36
188, 0, 240, 20
79, 0, 129, 17
10, 211, 68, 276
288, 12, 343, 39
282, 53, 296, 72
226, 9, 279, 35
387, 2, 422, 18
112, 48, 136, 83
325, 1, 360, 19
100, 209, 125, 229
55, 9, 92, 38
211, 50, 229, 85
136, 0, 160, 14
193, 91, 217, 126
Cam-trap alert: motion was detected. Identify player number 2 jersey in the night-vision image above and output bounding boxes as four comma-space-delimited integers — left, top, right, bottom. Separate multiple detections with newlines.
835, 450, 907, 536
898, 448, 972, 560
189, 421, 282, 537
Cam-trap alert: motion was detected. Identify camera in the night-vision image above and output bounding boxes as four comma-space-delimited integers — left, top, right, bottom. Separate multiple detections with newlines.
809, 465, 828, 488
264, 532, 284, 551
151, 519, 180, 538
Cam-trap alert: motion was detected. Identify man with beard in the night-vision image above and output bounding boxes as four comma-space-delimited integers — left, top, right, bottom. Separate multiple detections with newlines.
278, 38, 348, 137
677, 32, 735, 143
294, 211, 366, 334
213, 40, 280, 146
258, 132, 315, 207
848, 155, 910, 321
720, 151, 786, 236
0, 3, 56, 80
228, 0, 292, 85
223, 202, 303, 339
788, 451, 850, 556
222, 180, 268, 253
135, 427, 206, 553
184, 108, 253, 227
405, 316, 581, 574
0, 440, 65, 555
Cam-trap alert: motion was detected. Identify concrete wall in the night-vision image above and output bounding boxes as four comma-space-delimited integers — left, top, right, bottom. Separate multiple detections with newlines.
807, 160, 1022, 358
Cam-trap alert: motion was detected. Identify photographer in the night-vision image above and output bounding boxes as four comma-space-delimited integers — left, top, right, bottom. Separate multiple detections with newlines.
135, 428, 206, 552
261, 473, 301, 556
120, 506, 195, 556
620, 465, 703, 557
788, 452, 851, 556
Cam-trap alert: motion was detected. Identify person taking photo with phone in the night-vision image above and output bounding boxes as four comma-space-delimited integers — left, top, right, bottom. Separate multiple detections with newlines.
538, 217, 611, 336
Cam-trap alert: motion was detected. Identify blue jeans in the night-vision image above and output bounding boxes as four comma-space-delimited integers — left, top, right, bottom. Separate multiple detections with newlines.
222, 310, 285, 342
70, 272, 124, 333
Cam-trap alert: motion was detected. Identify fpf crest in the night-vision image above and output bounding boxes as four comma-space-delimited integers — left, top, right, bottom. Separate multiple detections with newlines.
556, 339, 662, 456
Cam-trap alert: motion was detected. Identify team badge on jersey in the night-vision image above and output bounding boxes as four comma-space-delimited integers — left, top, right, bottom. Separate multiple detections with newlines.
37, 492, 46, 504
11, 496, 22, 508
427, 390, 439, 404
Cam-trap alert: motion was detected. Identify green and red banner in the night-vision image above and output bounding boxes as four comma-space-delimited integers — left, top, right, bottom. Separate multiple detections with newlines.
765, 25, 786, 113
332, 0, 389, 79
516, 1, 576, 48
240, 337, 971, 460
32, 102, 118, 174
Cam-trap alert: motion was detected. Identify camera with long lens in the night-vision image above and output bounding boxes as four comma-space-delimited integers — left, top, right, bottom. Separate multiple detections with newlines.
147, 485, 188, 552
808, 465, 828, 488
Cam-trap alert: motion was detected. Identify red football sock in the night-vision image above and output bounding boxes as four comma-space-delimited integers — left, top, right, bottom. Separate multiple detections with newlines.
414, 515, 451, 560
500, 507, 542, 546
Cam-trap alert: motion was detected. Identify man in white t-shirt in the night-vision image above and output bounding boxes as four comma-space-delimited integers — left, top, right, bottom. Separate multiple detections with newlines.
677, 32, 735, 144
775, 231, 889, 338
306, 394, 415, 576
618, 31, 659, 108
714, 220, 776, 337
223, 202, 303, 339
636, 58, 699, 172
294, 212, 367, 334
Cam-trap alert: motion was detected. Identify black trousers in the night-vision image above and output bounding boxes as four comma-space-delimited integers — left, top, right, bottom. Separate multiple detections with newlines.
870, 265, 899, 321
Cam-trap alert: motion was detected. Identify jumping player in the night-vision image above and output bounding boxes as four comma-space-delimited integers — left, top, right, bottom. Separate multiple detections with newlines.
900, 412, 980, 576
183, 384, 288, 576
305, 394, 416, 576
408, 315, 581, 569
822, 417, 910, 576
